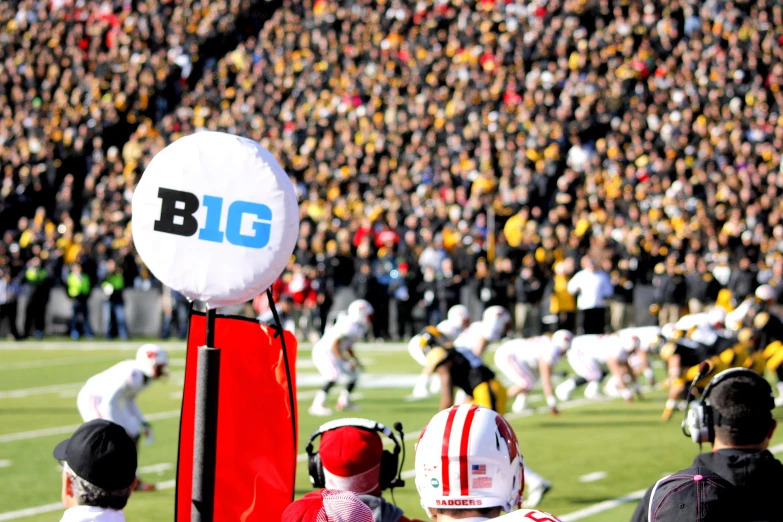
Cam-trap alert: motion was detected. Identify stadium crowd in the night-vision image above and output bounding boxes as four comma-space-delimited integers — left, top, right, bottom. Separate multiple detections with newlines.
3, 0, 783, 341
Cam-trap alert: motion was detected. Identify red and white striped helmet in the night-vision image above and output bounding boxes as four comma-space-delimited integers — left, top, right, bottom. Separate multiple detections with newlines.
448, 305, 471, 327
415, 405, 524, 517
551, 330, 573, 352
347, 299, 374, 325
135, 343, 168, 378
495, 509, 563, 521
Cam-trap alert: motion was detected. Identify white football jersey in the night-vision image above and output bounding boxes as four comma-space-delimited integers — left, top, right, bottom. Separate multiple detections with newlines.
570, 333, 628, 364
314, 315, 367, 356
619, 326, 661, 352
496, 336, 562, 376
675, 312, 710, 331
78, 360, 150, 427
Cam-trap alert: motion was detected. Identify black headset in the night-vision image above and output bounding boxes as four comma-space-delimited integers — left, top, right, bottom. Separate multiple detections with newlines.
306, 418, 406, 490
682, 365, 775, 446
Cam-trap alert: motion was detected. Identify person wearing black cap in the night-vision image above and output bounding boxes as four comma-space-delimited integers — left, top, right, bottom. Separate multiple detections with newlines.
639, 467, 739, 522
631, 370, 783, 522
54, 419, 138, 522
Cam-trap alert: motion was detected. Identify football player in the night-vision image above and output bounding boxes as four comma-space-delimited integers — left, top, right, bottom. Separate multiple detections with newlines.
309, 299, 373, 416
421, 329, 507, 414
614, 325, 662, 388
414, 405, 558, 518
493, 330, 574, 414
725, 284, 776, 331
658, 326, 758, 421
555, 332, 641, 402
453, 305, 512, 360
76, 343, 168, 491
409, 305, 472, 398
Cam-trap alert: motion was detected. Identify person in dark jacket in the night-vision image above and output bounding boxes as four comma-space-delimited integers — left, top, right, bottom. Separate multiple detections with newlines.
514, 255, 543, 336
23, 256, 51, 339
728, 255, 758, 305
101, 259, 129, 340
685, 255, 721, 314
630, 371, 783, 522
653, 260, 686, 326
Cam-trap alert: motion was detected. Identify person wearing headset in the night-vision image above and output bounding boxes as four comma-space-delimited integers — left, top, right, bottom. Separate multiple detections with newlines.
630, 368, 783, 522
305, 418, 424, 522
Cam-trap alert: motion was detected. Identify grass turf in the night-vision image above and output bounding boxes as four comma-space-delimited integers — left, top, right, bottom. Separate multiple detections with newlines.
1, 340, 782, 522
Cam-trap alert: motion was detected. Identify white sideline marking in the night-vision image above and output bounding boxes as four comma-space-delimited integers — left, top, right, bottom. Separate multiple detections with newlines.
0, 355, 123, 370
0, 503, 63, 521
560, 489, 646, 521
578, 471, 607, 483
138, 463, 173, 474
0, 372, 184, 399
0, 479, 178, 521
0, 410, 181, 444
0, 342, 186, 352
0, 460, 11, 468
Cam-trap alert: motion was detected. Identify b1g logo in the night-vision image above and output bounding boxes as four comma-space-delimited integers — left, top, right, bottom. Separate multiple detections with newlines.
153, 188, 272, 249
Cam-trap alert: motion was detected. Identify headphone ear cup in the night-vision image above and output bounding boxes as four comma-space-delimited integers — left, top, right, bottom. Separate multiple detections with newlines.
704, 404, 714, 444
309, 452, 326, 489
379, 450, 398, 490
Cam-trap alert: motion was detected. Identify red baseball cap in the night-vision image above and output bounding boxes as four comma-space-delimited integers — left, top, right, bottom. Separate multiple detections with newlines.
319, 427, 383, 495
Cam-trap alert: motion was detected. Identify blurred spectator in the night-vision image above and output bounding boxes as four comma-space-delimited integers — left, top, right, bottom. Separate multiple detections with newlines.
728, 256, 759, 305
0, 268, 21, 340
567, 258, 613, 334
685, 255, 721, 314
609, 260, 634, 331
550, 259, 577, 333
514, 255, 543, 337
67, 264, 94, 340
24, 256, 51, 339
653, 259, 687, 326
101, 259, 128, 340
53, 419, 137, 522
160, 286, 189, 340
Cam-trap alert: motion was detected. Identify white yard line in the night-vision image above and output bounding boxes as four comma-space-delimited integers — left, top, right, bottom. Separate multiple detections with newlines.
0, 410, 181, 444
0, 355, 124, 371
0, 342, 186, 352
138, 463, 173, 474
0, 460, 11, 468
0, 479, 178, 521
578, 471, 607, 483
0, 372, 185, 399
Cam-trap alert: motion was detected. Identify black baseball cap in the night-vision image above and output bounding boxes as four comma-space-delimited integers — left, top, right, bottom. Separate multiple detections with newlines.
53, 419, 137, 491
647, 466, 739, 522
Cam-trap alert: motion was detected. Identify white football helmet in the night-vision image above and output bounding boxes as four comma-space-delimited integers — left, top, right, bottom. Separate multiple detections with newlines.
756, 284, 775, 303
621, 334, 641, 353
551, 330, 573, 352
483, 305, 511, 325
135, 344, 168, 378
495, 509, 563, 521
448, 305, 471, 327
347, 299, 374, 326
707, 307, 726, 328
415, 405, 524, 517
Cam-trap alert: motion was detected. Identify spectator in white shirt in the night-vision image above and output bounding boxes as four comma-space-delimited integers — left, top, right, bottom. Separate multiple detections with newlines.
567, 258, 613, 334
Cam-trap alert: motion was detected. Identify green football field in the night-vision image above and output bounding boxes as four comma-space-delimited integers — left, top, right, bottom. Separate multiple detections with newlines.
1, 340, 782, 522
